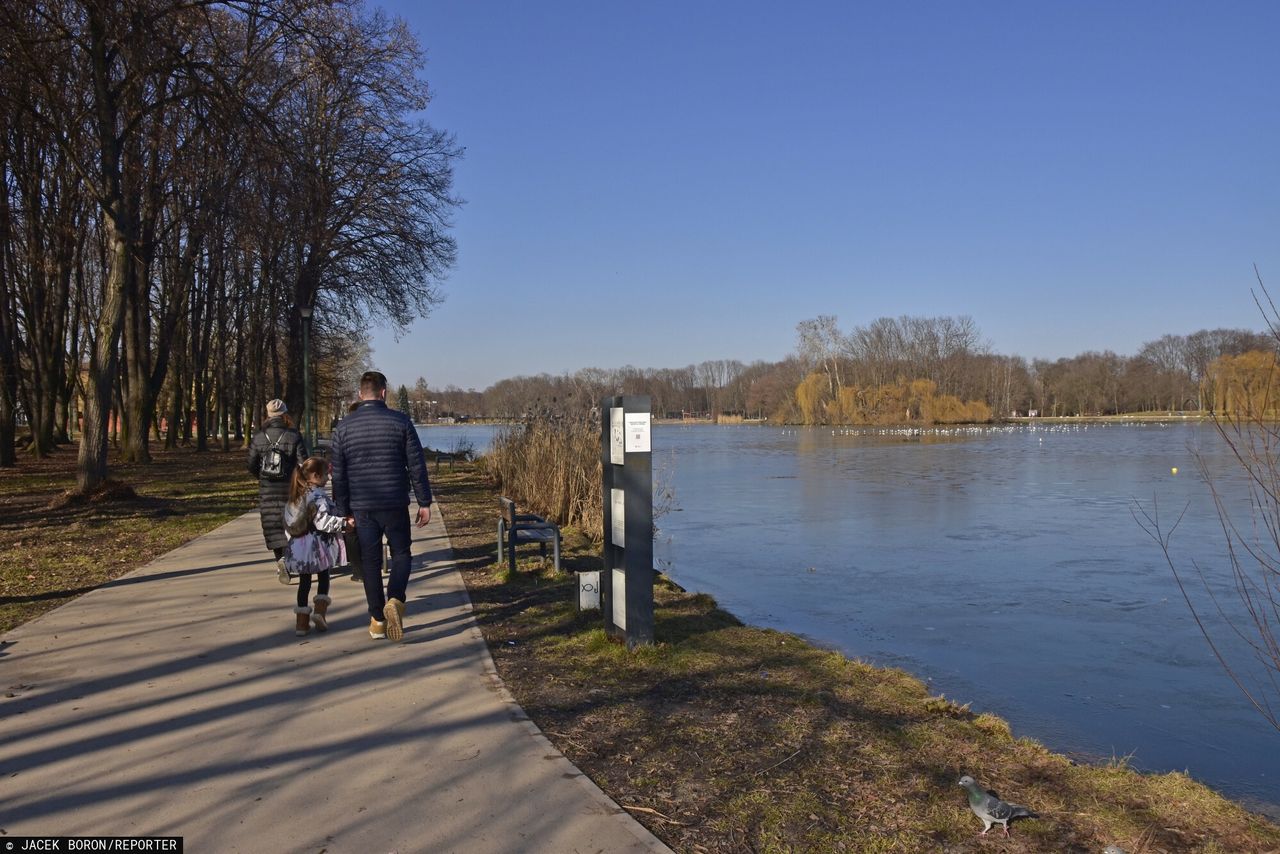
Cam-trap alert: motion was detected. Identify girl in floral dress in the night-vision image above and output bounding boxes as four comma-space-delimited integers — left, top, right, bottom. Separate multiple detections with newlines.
281, 457, 349, 636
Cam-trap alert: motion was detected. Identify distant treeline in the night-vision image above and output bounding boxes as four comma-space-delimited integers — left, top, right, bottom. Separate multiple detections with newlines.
402, 316, 1276, 425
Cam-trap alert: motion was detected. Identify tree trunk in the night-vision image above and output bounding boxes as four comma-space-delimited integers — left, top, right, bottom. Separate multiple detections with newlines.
166, 318, 187, 450
60, 254, 87, 444
120, 252, 152, 463
77, 232, 128, 493
166, 383, 182, 449
0, 142, 17, 467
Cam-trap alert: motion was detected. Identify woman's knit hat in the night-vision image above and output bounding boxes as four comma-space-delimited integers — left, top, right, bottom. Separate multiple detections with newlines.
266, 399, 287, 418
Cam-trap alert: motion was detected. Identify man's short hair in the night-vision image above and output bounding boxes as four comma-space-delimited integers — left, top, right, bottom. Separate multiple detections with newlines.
360, 371, 388, 396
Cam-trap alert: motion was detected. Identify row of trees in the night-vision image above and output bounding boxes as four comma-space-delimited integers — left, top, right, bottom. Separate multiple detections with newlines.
1023, 331, 1270, 418
791, 315, 1274, 424
394, 318, 1274, 425
402, 359, 807, 423
0, 0, 459, 490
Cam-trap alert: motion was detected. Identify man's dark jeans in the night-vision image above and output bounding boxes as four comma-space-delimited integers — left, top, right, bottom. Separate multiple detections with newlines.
355, 507, 412, 619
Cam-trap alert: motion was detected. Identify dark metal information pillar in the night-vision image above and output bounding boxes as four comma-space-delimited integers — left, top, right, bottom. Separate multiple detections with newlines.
600, 394, 654, 648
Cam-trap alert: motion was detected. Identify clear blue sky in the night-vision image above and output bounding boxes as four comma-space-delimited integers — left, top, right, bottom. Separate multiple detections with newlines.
369, 0, 1279, 391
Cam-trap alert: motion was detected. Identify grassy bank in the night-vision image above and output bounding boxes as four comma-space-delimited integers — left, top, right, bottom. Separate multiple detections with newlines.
0, 446, 258, 633
434, 460, 1280, 853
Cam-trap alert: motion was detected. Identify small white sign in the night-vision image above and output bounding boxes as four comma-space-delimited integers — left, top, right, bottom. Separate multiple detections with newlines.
612, 568, 626, 630
577, 570, 600, 610
610, 407, 625, 465
624, 412, 651, 453
611, 488, 625, 547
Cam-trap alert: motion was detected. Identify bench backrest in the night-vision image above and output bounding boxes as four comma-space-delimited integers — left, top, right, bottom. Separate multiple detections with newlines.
499, 496, 517, 526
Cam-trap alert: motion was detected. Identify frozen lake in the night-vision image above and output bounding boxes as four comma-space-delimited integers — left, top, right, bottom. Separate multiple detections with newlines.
650, 422, 1278, 816
424, 419, 1278, 814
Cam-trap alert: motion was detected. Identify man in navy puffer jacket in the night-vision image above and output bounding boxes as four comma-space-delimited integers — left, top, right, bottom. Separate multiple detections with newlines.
330, 371, 433, 642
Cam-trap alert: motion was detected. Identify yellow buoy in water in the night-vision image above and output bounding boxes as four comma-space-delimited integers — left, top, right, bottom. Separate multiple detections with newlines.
1171, 467, 1178, 475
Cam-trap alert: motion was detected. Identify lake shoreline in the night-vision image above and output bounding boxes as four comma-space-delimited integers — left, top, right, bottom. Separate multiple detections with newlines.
655, 413, 1215, 426
418, 413, 1217, 429
422, 418, 1271, 813
433, 460, 1280, 851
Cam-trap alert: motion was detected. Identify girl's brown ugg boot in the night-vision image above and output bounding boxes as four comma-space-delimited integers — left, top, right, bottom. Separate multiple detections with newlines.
312, 594, 331, 632
294, 606, 311, 636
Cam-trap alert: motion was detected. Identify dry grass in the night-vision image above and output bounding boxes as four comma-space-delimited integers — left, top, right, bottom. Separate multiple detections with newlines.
0, 444, 258, 633
484, 416, 602, 537
435, 460, 1280, 853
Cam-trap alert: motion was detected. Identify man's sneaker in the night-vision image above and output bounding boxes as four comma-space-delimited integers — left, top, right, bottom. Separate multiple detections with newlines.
384, 598, 405, 642
276, 559, 290, 585
369, 618, 387, 640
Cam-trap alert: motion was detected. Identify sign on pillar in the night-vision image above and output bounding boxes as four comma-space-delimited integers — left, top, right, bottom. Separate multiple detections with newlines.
600, 394, 654, 648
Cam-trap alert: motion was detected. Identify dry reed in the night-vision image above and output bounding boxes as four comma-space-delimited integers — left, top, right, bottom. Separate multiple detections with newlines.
485, 416, 603, 539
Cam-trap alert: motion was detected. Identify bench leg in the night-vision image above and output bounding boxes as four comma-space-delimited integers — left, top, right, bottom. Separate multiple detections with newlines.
508, 534, 517, 574
553, 530, 560, 574
497, 519, 504, 566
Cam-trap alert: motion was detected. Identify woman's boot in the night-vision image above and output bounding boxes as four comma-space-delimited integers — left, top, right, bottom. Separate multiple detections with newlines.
312, 594, 331, 632
294, 606, 311, 636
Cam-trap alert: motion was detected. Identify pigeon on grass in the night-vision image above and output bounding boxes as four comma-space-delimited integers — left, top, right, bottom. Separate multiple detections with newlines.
957, 774, 1039, 837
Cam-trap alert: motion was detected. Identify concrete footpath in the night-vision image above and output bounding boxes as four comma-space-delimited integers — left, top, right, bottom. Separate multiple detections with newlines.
0, 505, 670, 853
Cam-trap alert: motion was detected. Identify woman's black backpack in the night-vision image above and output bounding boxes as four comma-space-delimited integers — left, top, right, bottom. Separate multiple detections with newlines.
260, 429, 289, 480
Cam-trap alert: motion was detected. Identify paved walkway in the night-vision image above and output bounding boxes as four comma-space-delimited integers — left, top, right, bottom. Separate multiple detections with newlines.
0, 505, 669, 853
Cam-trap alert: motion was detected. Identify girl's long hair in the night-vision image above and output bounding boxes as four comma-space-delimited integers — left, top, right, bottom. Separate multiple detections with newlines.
289, 456, 329, 505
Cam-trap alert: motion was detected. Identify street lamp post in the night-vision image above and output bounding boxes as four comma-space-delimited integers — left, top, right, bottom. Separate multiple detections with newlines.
299, 303, 314, 450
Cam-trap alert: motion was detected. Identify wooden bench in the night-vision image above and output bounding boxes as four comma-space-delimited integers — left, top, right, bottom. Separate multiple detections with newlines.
431, 449, 473, 469
497, 497, 560, 573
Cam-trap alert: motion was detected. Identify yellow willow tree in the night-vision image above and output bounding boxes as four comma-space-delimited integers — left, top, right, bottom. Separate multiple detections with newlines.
831, 385, 862, 424
1207, 349, 1280, 418
794, 372, 829, 425
794, 374, 993, 426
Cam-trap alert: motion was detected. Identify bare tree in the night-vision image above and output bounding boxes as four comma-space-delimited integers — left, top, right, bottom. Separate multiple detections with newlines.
0, 100, 18, 465
0, 0, 260, 488
273, 6, 460, 417
796, 315, 844, 396
845, 316, 903, 391
0, 1, 460, 486
1135, 275, 1280, 733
